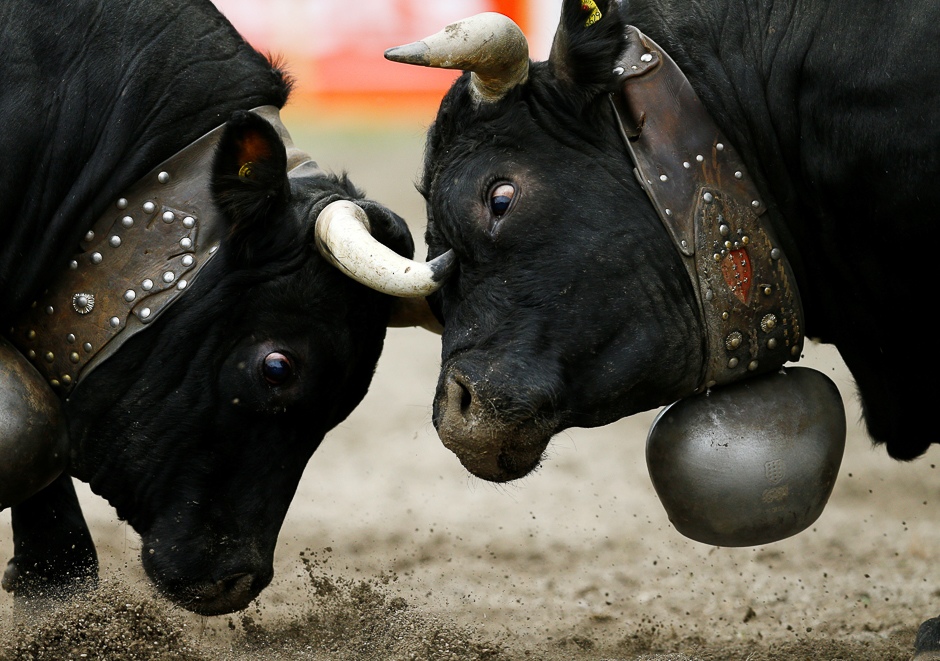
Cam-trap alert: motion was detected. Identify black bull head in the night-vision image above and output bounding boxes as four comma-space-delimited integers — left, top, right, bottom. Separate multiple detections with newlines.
313, 5, 847, 546
0, 110, 427, 615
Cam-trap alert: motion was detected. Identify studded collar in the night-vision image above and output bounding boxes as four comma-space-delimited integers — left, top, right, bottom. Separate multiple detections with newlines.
7, 106, 321, 396
608, 26, 804, 392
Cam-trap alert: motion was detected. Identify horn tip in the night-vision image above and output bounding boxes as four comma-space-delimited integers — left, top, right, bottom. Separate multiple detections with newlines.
385, 42, 431, 66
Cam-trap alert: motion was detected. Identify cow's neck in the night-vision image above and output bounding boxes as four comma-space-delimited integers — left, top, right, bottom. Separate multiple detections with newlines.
6, 107, 320, 397
609, 26, 805, 392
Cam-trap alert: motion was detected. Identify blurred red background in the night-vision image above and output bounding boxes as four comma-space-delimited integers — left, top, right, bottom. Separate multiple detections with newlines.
212, 0, 558, 122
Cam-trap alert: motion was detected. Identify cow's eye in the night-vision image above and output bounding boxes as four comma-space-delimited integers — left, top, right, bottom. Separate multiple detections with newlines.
488, 183, 516, 217
262, 352, 292, 385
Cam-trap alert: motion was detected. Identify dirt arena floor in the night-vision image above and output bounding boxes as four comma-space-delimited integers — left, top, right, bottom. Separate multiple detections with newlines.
2, 110, 938, 661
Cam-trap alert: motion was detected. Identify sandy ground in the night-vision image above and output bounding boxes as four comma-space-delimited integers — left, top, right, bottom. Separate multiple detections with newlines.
2, 112, 938, 661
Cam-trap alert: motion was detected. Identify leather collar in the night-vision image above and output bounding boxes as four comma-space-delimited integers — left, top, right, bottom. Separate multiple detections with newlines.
7, 106, 321, 396
609, 27, 804, 391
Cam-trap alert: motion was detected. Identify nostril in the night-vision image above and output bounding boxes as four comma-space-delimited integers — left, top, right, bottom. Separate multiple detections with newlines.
444, 374, 476, 420
457, 378, 473, 416
220, 572, 254, 597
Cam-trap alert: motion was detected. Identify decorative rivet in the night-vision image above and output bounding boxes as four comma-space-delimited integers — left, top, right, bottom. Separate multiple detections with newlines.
163, 271, 175, 283
704, 289, 714, 301
791, 345, 800, 356
158, 171, 170, 184
27, 350, 37, 360
183, 217, 195, 228
734, 171, 743, 180
748, 360, 759, 371
763, 286, 773, 296
631, 65, 638, 70
116, 198, 128, 210
181, 255, 194, 267
44, 352, 54, 363
50, 379, 61, 388
177, 280, 188, 290
62, 375, 72, 386
143, 201, 156, 214
84, 231, 95, 242
180, 238, 193, 250
725, 331, 743, 350
721, 311, 730, 320
91, 252, 103, 265
659, 174, 668, 182
28, 330, 37, 340
719, 224, 730, 236
767, 338, 778, 350
71, 293, 95, 314
696, 154, 704, 163
613, 66, 625, 75
724, 240, 733, 249
209, 246, 218, 254
703, 192, 714, 203
140, 308, 152, 319
45, 305, 54, 316
761, 314, 778, 332
109, 235, 122, 248
66, 333, 75, 343
716, 143, 724, 151
124, 290, 137, 302
122, 216, 134, 228
83, 342, 93, 353
713, 253, 722, 262
69, 352, 80, 364
680, 240, 688, 249
728, 357, 739, 369
162, 211, 175, 223
142, 279, 154, 291
664, 208, 672, 216
69, 260, 79, 270
771, 248, 782, 260
640, 53, 653, 62
751, 200, 760, 208
741, 236, 750, 245
110, 317, 120, 328
683, 161, 691, 169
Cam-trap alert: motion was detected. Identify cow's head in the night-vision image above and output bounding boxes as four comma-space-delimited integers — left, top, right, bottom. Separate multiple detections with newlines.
59, 111, 413, 615
318, 1, 704, 483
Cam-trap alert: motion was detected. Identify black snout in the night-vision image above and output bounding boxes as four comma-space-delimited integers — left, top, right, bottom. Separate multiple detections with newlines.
433, 358, 560, 482
140, 533, 275, 616
183, 570, 269, 616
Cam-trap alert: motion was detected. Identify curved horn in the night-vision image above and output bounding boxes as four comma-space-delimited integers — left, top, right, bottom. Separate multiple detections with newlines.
315, 200, 455, 298
384, 12, 529, 104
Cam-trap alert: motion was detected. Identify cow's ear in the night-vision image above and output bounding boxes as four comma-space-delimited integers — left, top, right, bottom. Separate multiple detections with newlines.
211, 111, 293, 264
548, 0, 627, 101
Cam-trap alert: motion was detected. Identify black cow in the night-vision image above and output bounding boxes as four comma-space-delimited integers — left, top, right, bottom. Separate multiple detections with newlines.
0, 0, 412, 615
316, 0, 939, 654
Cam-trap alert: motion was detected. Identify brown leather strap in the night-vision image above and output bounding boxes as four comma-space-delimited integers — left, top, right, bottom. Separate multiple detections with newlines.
7, 107, 320, 395
610, 27, 804, 391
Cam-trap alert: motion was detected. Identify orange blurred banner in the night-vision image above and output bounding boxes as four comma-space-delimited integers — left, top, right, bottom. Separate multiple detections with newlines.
212, 0, 538, 122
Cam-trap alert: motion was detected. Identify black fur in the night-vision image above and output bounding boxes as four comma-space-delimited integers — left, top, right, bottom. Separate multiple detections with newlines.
419, 0, 938, 482
1, 0, 412, 615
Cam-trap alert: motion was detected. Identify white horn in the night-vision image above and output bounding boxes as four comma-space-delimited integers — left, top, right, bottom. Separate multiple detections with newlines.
315, 200, 455, 298
384, 13, 529, 105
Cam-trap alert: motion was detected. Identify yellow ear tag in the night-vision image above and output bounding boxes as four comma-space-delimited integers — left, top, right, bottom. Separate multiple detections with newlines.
582, 0, 602, 26
238, 162, 254, 179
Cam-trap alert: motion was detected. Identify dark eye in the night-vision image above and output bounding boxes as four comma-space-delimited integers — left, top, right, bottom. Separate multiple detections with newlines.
489, 183, 516, 217
262, 352, 292, 385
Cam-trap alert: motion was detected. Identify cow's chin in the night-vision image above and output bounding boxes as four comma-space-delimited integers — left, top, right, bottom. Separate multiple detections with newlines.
140, 536, 273, 616
436, 414, 554, 483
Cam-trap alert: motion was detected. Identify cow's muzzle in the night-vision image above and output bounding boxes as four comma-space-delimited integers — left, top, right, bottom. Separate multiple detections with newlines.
433, 363, 558, 482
